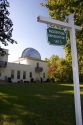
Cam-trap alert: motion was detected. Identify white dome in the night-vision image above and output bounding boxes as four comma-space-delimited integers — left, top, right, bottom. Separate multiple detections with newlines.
21, 48, 41, 60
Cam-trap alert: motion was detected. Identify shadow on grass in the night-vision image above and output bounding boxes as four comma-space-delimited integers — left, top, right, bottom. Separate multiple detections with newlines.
0, 83, 78, 125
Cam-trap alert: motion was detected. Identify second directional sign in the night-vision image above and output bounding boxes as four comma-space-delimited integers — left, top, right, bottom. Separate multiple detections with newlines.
47, 27, 66, 45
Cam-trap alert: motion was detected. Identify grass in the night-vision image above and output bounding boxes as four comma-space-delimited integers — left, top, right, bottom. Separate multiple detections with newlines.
0, 82, 83, 125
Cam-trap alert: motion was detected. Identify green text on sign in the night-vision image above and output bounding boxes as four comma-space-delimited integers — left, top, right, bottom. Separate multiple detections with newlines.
47, 27, 66, 45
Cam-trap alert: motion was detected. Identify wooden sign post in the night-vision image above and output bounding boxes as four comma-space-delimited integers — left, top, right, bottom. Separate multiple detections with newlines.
37, 14, 82, 125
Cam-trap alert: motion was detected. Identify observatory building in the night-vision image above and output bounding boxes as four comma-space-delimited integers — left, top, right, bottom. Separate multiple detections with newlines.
0, 48, 48, 83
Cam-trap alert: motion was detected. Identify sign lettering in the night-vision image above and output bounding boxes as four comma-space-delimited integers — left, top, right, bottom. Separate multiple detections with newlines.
47, 27, 66, 45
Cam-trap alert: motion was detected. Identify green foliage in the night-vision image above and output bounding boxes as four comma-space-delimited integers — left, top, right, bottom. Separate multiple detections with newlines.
47, 55, 73, 82
0, 0, 17, 46
64, 40, 83, 81
45, 0, 83, 41
43, 0, 83, 82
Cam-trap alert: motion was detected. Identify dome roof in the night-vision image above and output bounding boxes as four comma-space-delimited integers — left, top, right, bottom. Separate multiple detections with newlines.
21, 48, 41, 60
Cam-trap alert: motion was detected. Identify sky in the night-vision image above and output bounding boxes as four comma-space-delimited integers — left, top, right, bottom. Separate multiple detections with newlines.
1, 0, 65, 62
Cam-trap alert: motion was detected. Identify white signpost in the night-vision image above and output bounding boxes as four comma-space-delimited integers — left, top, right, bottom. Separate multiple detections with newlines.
37, 14, 82, 125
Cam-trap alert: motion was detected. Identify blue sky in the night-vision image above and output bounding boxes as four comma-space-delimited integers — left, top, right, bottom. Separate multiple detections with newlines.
1, 0, 65, 62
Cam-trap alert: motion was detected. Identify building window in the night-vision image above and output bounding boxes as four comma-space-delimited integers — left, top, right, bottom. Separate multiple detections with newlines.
23, 71, 26, 79
0, 72, 1, 77
37, 62, 39, 67
11, 70, 14, 79
17, 71, 20, 79
29, 72, 32, 78
43, 73, 45, 78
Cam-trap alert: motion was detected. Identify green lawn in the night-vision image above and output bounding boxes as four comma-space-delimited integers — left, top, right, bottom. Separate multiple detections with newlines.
0, 82, 83, 125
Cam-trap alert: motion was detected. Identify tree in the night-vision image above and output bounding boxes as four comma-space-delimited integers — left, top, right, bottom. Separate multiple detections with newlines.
47, 55, 72, 82
0, 0, 17, 46
43, 0, 83, 82
64, 41, 83, 82
47, 55, 59, 81
44, 0, 83, 41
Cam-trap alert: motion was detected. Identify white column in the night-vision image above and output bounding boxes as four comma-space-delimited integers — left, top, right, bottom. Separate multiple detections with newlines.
68, 14, 82, 125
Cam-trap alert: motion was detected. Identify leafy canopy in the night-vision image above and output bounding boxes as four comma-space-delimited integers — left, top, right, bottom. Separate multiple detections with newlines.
43, 0, 83, 41
43, 0, 83, 82
0, 0, 17, 46
47, 55, 73, 82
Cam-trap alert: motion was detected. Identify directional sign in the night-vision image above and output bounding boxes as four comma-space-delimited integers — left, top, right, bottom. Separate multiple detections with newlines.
47, 27, 66, 45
